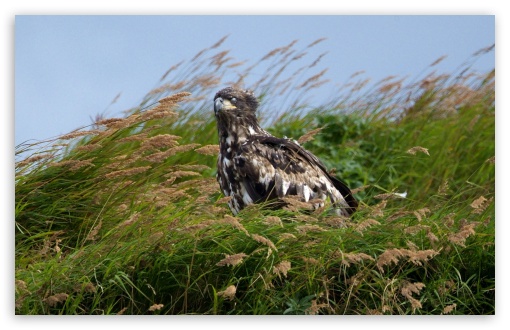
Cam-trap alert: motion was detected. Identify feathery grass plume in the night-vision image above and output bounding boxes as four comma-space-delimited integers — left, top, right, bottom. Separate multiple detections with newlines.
448, 222, 476, 247
44, 293, 69, 307
406, 146, 430, 156
442, 303, 457, 314
297, 127, 323, 144
373, 192, 406, 200
470, 196, 493, 214
76, 144, 102, 152
103, 166, 151, 180
262, 216, 283, 227
215, 195, 232, 205
413, 208, 430, 222
407, 249, 439, 266
272, 261, 291, 278
351, 184, 370, 195
251, 234, 277, 251
221, 215, 249, 235
216, 253, 248, 267
305, 299, 329, 315
50, 158, 96, 171
302, 257, 319, 265
279, 233, 297, 240
340, 252, 375, 267
16, 153, 53, 167
59, 129, 102, 140
217, 285, 236, 301
370, 200, 387, 218
485, 156, 495, 164
353, 218, 380, 235
195, 145, 220, 156
296, 224, 325, 235
404, 224, 430, 235
145, 144, 200, 163
400, 282, 425, 312
142, 134, 181, 149
148, 304, 164, 312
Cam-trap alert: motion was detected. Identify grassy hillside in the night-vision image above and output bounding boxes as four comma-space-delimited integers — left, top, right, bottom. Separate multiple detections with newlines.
15, 39, 495, 315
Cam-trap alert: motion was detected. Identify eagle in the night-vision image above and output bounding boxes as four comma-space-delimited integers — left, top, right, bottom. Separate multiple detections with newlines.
214, 87, 358, 217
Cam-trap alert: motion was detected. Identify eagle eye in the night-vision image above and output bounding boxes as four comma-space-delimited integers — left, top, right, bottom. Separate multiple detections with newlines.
231, 97, 237, 103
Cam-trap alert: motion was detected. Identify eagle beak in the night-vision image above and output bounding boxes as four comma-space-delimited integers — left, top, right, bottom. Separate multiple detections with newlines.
214, 97, 236, 114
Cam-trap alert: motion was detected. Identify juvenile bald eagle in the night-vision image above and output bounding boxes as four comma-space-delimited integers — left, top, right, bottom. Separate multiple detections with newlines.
214, 87, 357, 217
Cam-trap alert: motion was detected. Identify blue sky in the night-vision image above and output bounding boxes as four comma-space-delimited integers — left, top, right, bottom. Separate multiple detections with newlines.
15, 15, 494, 145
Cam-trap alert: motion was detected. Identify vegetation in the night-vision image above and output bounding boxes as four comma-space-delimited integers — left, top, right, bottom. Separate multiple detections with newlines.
15, 38, 495, 315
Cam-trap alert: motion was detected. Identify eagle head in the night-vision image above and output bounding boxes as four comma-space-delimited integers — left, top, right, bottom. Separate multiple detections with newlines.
214, 87, 259, 118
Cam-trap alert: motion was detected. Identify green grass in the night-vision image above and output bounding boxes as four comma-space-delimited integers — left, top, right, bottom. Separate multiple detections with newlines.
15, 38, 495, 315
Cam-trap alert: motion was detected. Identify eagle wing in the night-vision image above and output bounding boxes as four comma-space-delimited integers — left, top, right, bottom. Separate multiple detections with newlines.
233, 135, 357, 216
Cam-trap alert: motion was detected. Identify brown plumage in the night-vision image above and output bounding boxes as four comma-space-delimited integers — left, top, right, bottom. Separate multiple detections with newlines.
214, 87, 357, 216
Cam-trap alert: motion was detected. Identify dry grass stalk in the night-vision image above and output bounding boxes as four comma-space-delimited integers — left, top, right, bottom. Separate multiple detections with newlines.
282, 196, 315, 211
295, 214, 318, 223
430, 55, 448, 67
448, 222, 476, 247
279, 233, 297, 240
182, 220, 215, 233
120, 212, 141, 227
407, 249, 439, 266
296, 224, 325, 235
376, 248, 438, 271
76, 144, 102, 152
354, 218, 380, 234
370, 200, 387, 218
50, 158, 96, 171
438, 180, 450, 195
373, 192, 406, 200
485, 156, 495, 164
195, 145, 220, 156
351, 185, 370, 195
442, 303, 457, 314
17, 153, 54, 167
251, 234, 277, 251
470, 196, 493, 214
400, 281, 425, 312
413, 208, 430, 222
59, 129, 102, 140
272, 261, 291, 278
148, 304, 164, 312
340, 252, 375, 267
404, 224, 430, 235
215, 196, 232, 205
44, 293, 69, 307
158, 91, 192, 105
299, 69, 328, 89
302, 257, 319, 265
216, 253, 248, 267
170, 170, 201, 178
221, 215, 249, 235
297, 127, 323, 144
217, 285, 236, 301
427, 231, 439, 244
145, 144, 200, 163
407, 146, 430, 156
95, 118, 125, 127
104, 166, 151, 180
142, 134, 181, 149
444, 213, 456, 227
262, 216, 283, 227
86, 219, 102, 241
